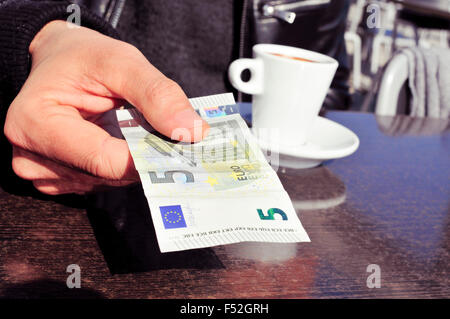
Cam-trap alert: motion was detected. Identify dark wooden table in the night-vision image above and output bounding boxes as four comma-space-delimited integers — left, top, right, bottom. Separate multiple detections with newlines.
0, 111, 449, 298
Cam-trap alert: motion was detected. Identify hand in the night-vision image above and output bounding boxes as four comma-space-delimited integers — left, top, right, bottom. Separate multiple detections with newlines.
4, 20, 209, 195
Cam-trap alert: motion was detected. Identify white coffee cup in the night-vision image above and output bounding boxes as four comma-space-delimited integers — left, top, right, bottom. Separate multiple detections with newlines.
228, 44, 338, 148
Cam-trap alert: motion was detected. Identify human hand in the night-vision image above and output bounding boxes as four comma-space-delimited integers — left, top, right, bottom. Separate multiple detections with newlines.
4, 20, 209, 195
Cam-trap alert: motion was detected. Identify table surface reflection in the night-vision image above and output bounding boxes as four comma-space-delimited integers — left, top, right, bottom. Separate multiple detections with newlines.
0, 111, 449, 298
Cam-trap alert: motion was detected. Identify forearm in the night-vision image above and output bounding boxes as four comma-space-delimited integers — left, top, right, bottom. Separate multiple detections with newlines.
0, 0, 119, 109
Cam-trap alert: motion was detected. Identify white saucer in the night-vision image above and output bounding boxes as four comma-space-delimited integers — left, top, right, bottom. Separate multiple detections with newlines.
254, 116, 360, 169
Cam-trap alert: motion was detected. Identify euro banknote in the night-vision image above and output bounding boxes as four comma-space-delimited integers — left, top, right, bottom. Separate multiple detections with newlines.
116, 93, 310, 252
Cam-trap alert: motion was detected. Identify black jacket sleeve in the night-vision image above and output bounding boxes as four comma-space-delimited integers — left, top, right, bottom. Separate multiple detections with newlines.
0, 0, 119, 108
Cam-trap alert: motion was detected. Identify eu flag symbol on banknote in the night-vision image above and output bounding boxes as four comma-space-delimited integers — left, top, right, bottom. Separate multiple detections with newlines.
160, 205, 187, 229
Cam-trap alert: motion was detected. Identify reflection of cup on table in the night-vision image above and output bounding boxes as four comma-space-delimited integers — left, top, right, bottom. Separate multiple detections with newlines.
228, 44, 338, 148
277, 166, 347, 211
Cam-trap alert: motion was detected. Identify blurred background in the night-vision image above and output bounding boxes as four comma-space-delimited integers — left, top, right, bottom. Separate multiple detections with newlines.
344, 0, 450, 114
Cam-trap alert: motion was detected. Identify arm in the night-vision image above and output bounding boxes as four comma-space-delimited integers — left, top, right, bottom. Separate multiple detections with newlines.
0, 0, 118, 106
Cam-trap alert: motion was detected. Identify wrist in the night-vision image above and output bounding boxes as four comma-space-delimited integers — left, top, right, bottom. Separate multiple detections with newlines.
29, 20, 68, 56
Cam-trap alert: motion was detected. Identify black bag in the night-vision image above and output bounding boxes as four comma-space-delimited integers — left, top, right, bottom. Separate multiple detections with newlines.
243, 0, 352, 110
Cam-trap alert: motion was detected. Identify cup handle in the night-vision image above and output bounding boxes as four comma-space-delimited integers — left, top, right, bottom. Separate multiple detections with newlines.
228, 58, 263, 95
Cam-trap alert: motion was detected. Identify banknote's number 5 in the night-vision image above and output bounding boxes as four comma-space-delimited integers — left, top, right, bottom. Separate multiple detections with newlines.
149, 170, 195, 184
257, 208, 288, 220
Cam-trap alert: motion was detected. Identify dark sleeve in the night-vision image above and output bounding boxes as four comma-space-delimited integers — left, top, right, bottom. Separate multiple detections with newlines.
0, 0, 119, 107
315, 0, 352, 110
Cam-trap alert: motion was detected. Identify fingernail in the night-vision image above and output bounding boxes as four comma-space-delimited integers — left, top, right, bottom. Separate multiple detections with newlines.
171, 108, 209, 142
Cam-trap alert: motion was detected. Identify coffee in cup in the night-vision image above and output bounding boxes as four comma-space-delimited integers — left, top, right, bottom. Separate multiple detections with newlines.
269, 52, 317, 63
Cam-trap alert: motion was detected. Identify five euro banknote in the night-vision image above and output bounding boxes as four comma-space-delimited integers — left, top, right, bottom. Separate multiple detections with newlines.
116, 93, 310, 252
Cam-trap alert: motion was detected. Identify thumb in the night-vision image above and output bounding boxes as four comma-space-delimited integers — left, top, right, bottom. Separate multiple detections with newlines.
95, 44, 209, 142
